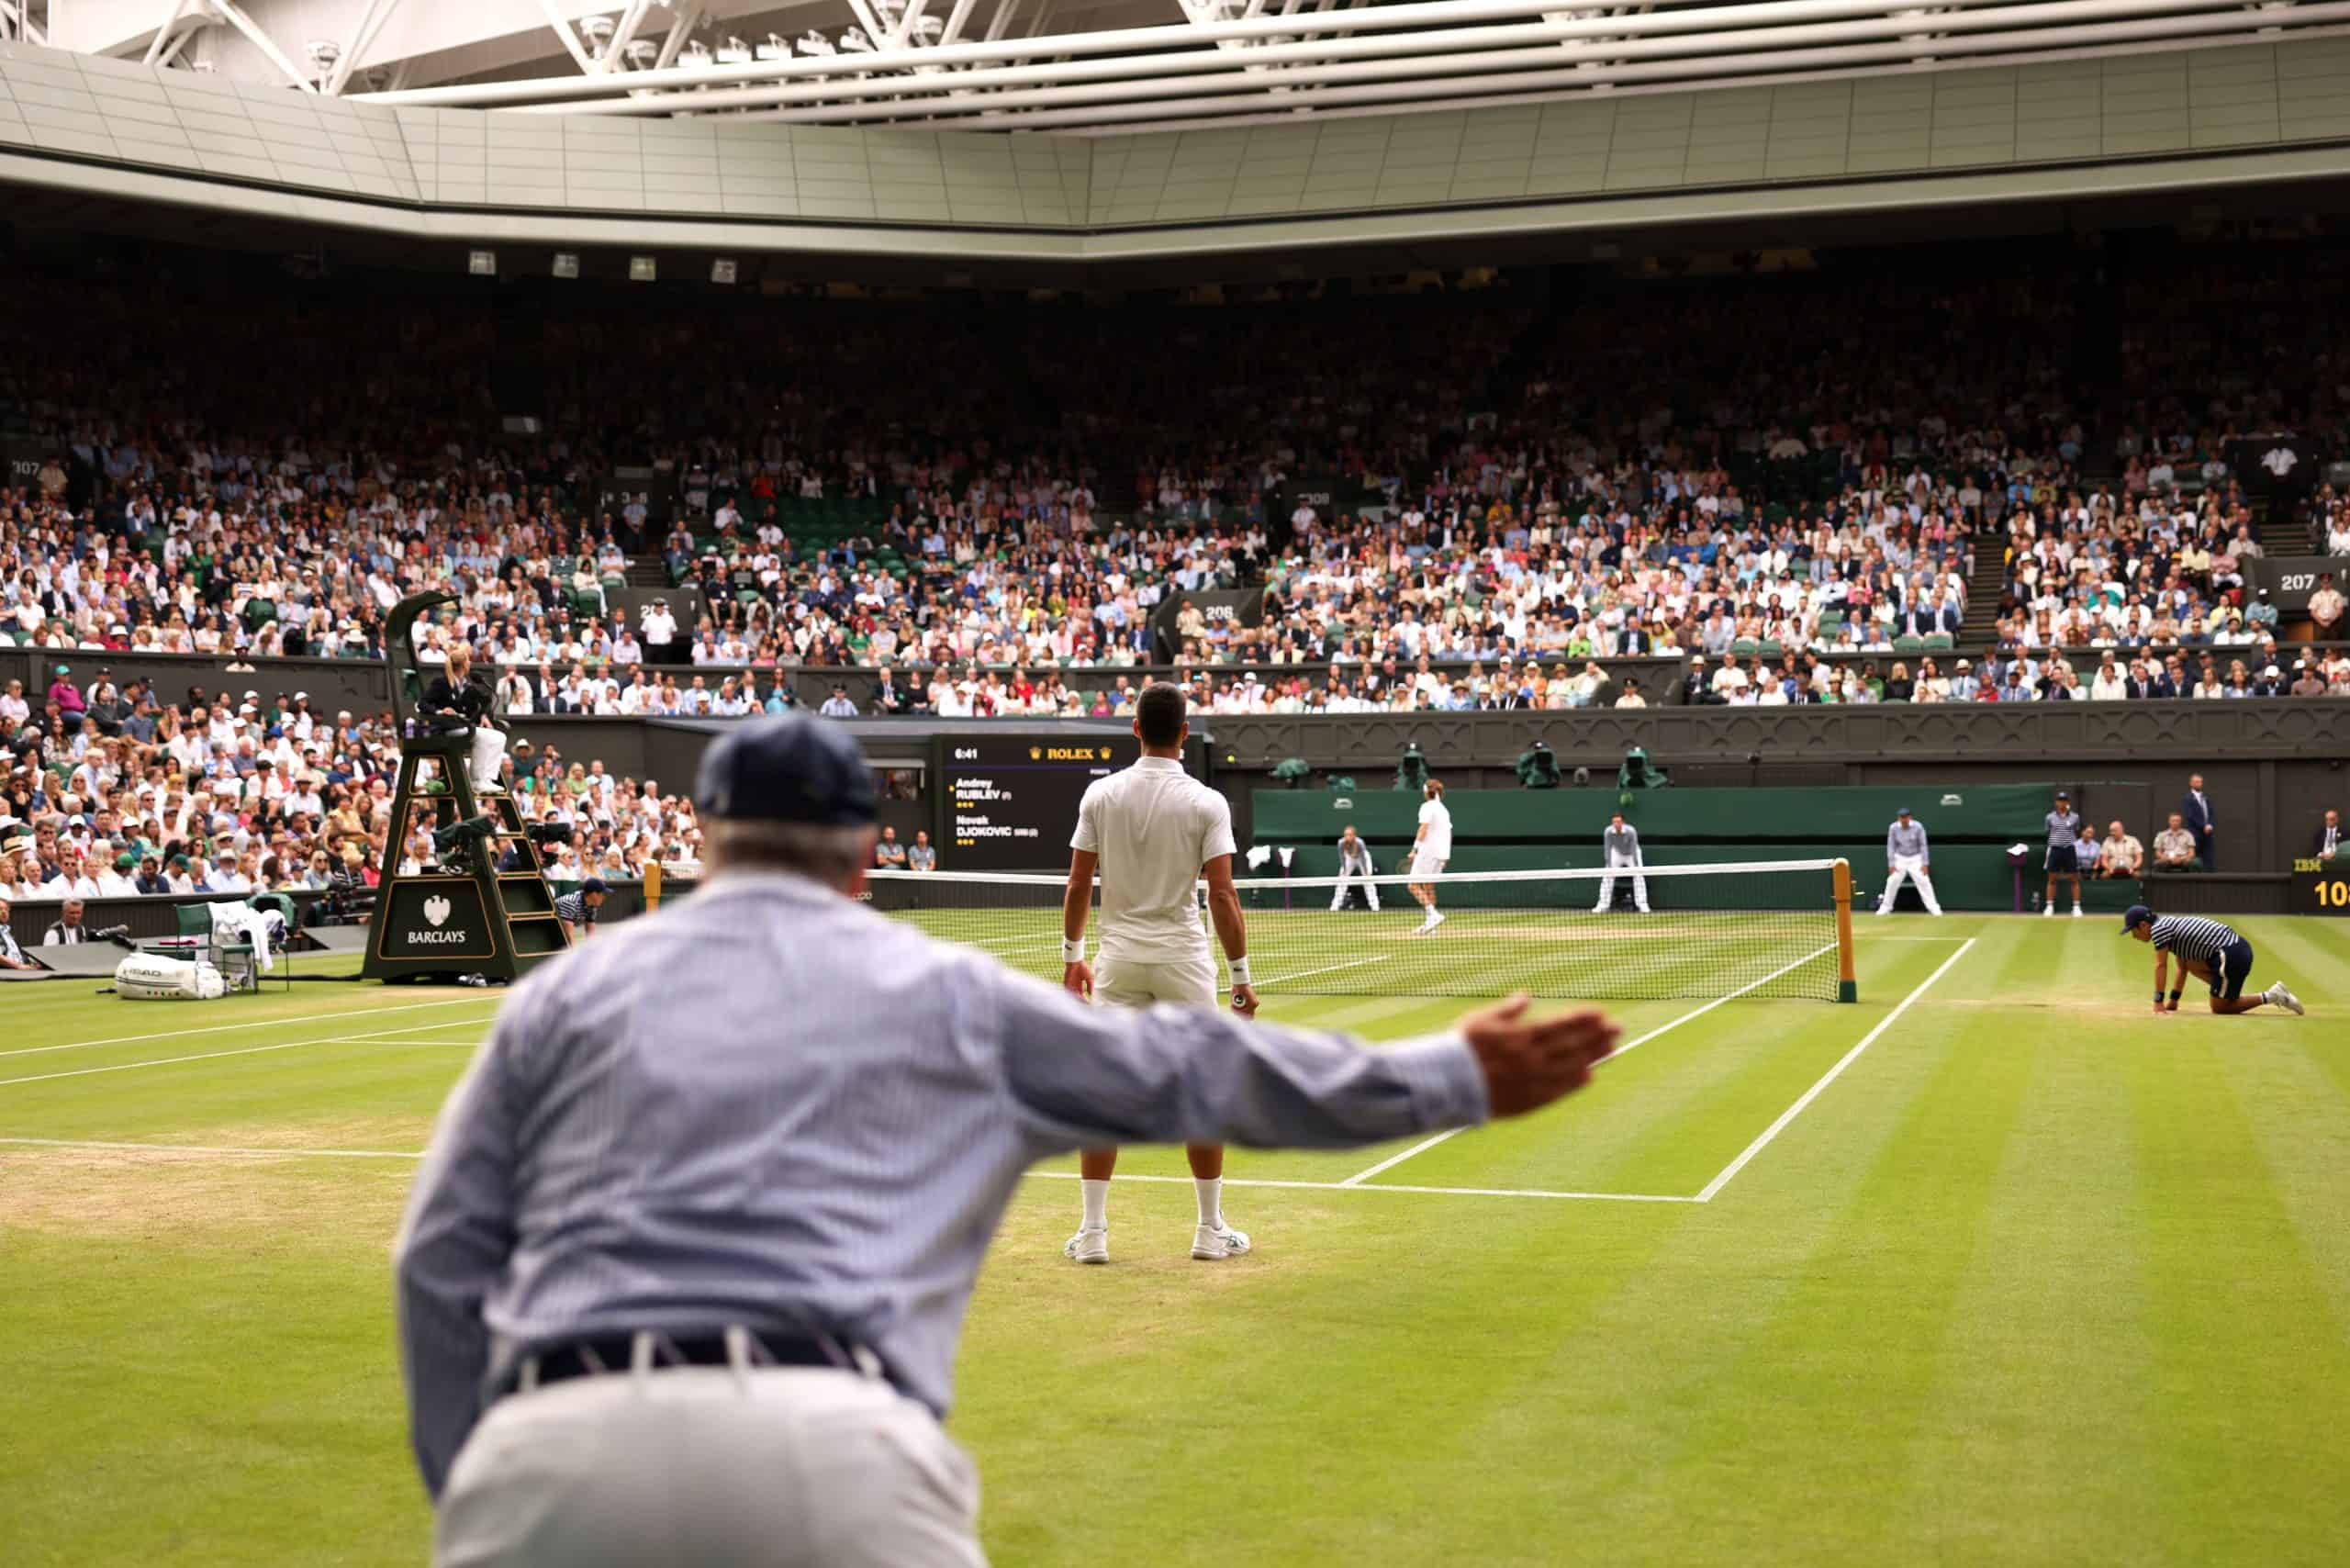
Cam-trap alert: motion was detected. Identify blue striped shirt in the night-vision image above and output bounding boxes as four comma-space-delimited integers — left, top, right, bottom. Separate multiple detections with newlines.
1886, 820, 1929, 859
2148, 914, 2239, 963
393, 870, 1490, 1498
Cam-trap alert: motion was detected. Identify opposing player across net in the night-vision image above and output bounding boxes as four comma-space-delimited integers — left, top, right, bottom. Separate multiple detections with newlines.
867, 858, 1859, 1003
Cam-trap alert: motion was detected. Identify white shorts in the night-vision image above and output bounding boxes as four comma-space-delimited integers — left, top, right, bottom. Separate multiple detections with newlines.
1412, 851, 1449, 879
1094, 954, 1218, 1009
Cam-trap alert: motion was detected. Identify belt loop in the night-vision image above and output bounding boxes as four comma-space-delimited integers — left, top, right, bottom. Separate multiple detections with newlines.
631, 1330, 655, 1383
849, 1344, 885, 1383
723, 1325, 754, 1391
519, 1358, 541, 1394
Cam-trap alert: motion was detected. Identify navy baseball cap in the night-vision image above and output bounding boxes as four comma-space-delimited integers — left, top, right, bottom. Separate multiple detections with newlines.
1897, 806, 1911, 815
696, 713, 876, 825
581, 877, 609, 895
2121, 903, 2153, 934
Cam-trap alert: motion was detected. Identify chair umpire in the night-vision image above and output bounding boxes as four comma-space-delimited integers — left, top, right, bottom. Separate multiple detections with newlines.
397, 713, 1620, 1567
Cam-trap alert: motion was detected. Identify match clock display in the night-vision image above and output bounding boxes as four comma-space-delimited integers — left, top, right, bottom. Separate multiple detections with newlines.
2290, 860, 2350, 915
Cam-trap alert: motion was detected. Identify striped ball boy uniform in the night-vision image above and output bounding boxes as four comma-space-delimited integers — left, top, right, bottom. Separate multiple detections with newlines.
2148, 913, 2255, 999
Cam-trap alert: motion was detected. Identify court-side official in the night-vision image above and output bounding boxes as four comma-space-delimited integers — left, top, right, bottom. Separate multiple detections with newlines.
2042, 790, 2086, 919
1592, 812, 1650, 914
1330, 825, 1381, 912
396, 713, 1620, 1568
1877, 808, 1943, 916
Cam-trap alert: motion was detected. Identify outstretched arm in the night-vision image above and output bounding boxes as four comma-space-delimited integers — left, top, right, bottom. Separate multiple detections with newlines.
995, 963, 1617, 1155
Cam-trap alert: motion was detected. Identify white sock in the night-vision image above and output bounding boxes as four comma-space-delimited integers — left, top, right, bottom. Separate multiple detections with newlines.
1080, 1179, 1109, 1232
1194, 1177, 1222, 1228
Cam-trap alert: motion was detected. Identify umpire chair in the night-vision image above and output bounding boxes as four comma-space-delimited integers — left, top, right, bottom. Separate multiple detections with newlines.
362, 591, 569, 983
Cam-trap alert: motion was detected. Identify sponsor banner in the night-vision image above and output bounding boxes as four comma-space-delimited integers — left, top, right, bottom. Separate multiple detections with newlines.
2250, 556, 2342, 615
375, 878, 495, 961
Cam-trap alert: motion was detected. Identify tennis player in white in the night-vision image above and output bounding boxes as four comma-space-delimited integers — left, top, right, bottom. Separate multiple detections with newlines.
1060, 682, 1258, 1265
1408, 779, 1452, 935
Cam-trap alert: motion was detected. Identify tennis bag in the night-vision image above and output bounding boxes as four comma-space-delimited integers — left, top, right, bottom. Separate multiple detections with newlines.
115, 953, 229, 1002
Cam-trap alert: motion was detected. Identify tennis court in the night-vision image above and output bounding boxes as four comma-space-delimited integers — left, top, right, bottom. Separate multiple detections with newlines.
4, 914, 2346, 1566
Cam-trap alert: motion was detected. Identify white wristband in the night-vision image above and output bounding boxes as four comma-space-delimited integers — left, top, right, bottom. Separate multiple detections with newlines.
1061, 938, 1086, 964
1227, 957, 1252, 986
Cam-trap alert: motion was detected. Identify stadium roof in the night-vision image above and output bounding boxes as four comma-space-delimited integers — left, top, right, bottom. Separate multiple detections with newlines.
24, 0, 2350, 136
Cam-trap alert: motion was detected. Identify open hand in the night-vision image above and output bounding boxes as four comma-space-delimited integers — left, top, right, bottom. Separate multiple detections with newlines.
1457, 992, 1621, 1118
1062, 960, 1092, 1002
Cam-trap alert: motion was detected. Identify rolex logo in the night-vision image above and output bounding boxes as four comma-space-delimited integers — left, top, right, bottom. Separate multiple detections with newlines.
424, 895, 452, 928
1029, 746, 1043, 759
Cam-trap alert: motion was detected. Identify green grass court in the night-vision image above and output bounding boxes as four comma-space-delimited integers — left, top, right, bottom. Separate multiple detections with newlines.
5, 913, 2349, 1564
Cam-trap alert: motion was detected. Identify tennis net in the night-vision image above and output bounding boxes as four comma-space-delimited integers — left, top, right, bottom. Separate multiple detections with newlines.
864, 858, 1855, 1002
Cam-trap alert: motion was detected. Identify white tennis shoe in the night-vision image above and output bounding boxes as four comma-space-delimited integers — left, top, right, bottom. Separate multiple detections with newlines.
1192, 1222, 1250, 1261
1063, 1227, 1109, 1265
1416, 911, 1446, 935
2266, 982, 2305, 1016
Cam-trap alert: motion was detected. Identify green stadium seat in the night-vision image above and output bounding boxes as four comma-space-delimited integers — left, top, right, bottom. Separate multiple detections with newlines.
1924, 632, 1954, 652
1758, 639, 1784, 659
1895, 635, 1925, 656
1731, 638, 1758, 657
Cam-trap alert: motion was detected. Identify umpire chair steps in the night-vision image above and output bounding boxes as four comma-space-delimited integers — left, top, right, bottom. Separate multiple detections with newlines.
363, 590, 568, 984
360, 737, 568, 984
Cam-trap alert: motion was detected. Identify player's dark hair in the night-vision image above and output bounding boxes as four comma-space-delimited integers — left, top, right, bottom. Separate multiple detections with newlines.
1136, 682, 1187, 748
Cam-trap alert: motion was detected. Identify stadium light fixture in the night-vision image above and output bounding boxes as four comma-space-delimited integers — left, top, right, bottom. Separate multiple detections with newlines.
842, 25, 877, 51
716, 35, 753, 64
679, 39, 715, 67
798, 29, 836, 54
621, 39, 659, 67
711, 258, 739, 284
552, 252, 581, 278
467, 250, 497, 277
629, 256, 658, 282
756, 33, 792, 60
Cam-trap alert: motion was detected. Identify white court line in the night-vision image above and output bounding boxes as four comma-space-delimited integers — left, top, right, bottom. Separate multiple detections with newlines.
1334, 939, 1842, 1189
0, 994, 504, 1061
0, 1017, 498, 1089
0, 1137, 423, 1160
1694, 935, 1977, 1204
0, 1138, 1690, 1201
1255, 956, 1385, 990
1023, 1170, 1691, 1202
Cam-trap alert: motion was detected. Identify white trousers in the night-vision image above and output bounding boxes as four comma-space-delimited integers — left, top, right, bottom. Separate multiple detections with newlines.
469, 726, 509, 792
1330, 867, 1381, 911
1878, 854, 1942, 915
433, 1363, 984, 1568
1594, 855, 1649, 913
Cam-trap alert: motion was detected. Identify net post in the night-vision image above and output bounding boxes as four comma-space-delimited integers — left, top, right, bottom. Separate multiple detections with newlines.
1831, 858, 1858, 1002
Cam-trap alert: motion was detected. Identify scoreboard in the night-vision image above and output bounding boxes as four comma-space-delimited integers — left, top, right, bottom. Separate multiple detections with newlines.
945, 735, 1138, 869
2290, 858, 2350, 916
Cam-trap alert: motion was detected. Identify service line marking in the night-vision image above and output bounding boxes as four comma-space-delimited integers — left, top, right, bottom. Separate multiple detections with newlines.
1694, 936, 1977, 1203
1333, 939, 1842, 1189
0, 1137, 1694, 1202
0, 1017, 500, 1089
0, 994, 504, 1061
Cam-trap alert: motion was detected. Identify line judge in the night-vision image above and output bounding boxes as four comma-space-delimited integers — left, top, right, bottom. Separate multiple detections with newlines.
396, 712, 1621, 1567
1876, 807, 1942, 916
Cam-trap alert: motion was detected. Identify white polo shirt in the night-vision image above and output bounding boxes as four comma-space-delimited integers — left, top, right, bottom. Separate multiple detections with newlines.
1071, 756, 1235, 963
1417, 796, 1454, 860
